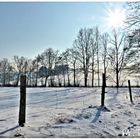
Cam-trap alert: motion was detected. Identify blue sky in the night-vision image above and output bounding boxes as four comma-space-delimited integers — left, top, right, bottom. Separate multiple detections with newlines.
0, 2, 125, 59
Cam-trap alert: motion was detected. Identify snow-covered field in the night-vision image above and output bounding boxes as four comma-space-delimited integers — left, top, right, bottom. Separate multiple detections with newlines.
0, 87, 140, 138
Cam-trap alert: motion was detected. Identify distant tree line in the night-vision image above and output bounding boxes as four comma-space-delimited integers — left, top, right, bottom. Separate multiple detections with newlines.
0, 2, 140, 87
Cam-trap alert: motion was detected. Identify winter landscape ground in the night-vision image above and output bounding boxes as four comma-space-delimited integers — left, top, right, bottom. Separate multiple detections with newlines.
0, 87, 140, 138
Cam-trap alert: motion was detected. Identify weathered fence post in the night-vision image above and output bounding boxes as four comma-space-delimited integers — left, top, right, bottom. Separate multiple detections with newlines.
128, 80, 133, 103
101, 73, 105, 106
19, 75, 26, 127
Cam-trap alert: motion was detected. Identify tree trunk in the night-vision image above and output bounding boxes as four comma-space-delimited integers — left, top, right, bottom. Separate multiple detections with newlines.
35, 69, 38, 87
63, 75, 65, 87
104, 72, 106, 87
3, 71, 6, 86
67, 66, 70, 86
104, 62, 106, 87
15, 73, 20, 86
84, 71, 88, 87
35, 64, 39, 87
45, 77, 48, 87
97, 58, 100, 87
62, 63, 65, 87
29, 68, 32, 86
73, 63, 76, 86
84, 77, 87, 87
91, 63, 94, 87
8, 71, 10, 85
67, 75, 70, 86
116, 41, 119, 88
96, 28, 100, 87
116, 68, 119, 87
29, 72, 32, 86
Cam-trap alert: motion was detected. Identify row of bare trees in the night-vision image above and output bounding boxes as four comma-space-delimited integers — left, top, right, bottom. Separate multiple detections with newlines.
73, 27, 140, 87
0, 2, 140, 87
0, 28, 139, 87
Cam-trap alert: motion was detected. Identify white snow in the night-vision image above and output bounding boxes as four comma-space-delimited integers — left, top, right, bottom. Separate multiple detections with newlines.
0, 87, 140, 138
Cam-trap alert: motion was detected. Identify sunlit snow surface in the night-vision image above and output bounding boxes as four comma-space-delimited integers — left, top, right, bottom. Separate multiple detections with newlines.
0, 87, 140, 138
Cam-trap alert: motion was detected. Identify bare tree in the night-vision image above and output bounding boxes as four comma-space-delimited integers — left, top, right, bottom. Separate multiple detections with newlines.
0, 58, 9, 86
90, 34, 96, 87
24, 59, 34, 86
62, 49, 71, 86
41, 48, 57, 87
69, 48, 78, 86
7, 63, 14, 86
54, 55, 63, 87
108, 30, 124, 87
73, 28, 94, 87
101, 33, 109, 86
32, 55, 43, 87
57, 56, 66, 87
13, 56, 28, 86
95, 27, 100, 86
53, 50, 60, 86
108, 29, 136, 87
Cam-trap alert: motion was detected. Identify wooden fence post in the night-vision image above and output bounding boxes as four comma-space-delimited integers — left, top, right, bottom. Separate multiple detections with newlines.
19, 75, 26, 127
128, 80, 133, 103
101, 73, 106, 106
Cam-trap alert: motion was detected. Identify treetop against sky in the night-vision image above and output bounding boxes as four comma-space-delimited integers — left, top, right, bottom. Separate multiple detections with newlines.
0, 2, 125, 59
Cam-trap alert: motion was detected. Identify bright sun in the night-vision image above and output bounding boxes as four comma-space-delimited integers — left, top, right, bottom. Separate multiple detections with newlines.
105, 8, 126, 29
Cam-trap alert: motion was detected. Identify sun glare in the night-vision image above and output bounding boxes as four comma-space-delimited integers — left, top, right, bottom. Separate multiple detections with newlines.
105, 8, 126, 29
